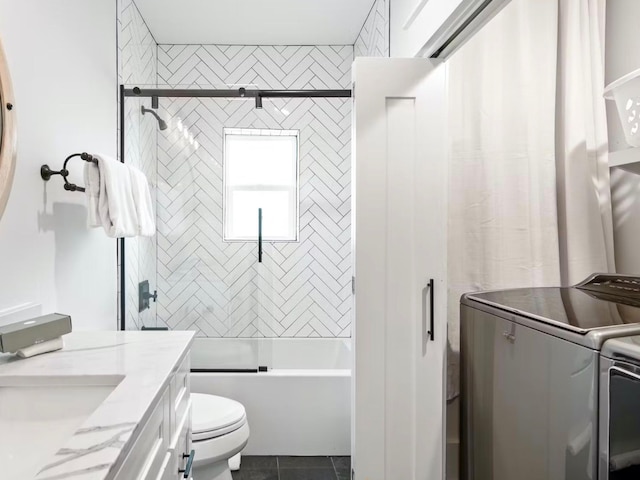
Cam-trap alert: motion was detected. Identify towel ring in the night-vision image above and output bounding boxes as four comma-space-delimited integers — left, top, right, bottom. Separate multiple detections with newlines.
40, 152, 98, 192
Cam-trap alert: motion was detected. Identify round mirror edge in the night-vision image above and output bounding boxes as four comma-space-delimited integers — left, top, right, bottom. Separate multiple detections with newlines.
0, 35, 16, 223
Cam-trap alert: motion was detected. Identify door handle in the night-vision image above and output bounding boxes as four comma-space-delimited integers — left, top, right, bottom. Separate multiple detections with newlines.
258, 207, 263, 263
423, 279, 434, 344
428, 278, 434, 341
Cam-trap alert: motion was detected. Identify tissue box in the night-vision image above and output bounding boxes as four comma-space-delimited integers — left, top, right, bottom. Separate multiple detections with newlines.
0, 313, 72, 353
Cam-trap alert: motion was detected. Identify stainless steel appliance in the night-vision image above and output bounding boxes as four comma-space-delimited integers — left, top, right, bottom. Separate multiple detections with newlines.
460, 273, 640, 480
600, 336, 640, 479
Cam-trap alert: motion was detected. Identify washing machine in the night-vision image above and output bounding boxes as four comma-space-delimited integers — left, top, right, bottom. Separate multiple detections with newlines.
460, 273, 640, 480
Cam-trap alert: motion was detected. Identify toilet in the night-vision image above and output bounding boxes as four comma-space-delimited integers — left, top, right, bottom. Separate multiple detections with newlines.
191, 393, 250, 480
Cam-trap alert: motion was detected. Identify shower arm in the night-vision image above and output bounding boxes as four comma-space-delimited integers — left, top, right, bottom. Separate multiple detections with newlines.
141, 105, 168, 130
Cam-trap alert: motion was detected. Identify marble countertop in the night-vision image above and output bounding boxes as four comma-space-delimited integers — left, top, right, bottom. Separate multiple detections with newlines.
0, 330, 194, 480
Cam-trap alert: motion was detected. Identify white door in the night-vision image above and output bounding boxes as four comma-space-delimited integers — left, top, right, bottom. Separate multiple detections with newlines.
351, 57, 447, 480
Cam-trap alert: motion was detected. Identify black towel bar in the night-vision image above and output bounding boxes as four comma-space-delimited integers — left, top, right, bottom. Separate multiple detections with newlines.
40, 152, 98, 192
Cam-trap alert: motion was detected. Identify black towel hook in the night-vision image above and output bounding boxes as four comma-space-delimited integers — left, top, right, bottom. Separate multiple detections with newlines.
40, 152, 98, 193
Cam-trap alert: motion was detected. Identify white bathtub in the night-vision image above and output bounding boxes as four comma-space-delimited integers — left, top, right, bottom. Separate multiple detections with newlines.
190, 337, 351, 456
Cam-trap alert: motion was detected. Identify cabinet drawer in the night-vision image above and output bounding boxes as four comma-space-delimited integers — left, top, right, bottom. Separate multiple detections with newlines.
175, 403, 192, 475
160, 402, 192, 480
114, 387, 171, 480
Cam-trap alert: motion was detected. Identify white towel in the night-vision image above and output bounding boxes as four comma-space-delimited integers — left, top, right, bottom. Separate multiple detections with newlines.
84, 161, 101, 228
93, 154, 138, 237
128, 165, 155, 237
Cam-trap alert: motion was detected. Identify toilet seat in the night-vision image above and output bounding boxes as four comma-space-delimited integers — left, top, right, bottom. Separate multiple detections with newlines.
192, 393, 247, 441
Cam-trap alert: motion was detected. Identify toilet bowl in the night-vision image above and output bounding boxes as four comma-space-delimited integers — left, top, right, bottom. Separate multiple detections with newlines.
191, 393, 250, 480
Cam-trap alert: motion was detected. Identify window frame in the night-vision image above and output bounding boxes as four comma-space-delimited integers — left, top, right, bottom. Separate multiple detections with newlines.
222, 127, 300, 243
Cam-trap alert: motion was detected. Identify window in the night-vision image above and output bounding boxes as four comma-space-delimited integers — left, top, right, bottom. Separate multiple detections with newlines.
223, 128, 299, 241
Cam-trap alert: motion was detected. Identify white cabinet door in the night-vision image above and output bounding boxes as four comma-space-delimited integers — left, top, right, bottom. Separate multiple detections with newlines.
351, 57, 447, 480
156, 451, 176, 480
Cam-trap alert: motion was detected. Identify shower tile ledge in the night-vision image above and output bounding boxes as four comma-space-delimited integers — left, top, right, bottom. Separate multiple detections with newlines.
0, 330, 195, 480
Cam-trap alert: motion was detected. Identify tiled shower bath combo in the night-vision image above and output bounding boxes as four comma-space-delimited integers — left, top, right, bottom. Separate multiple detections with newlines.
117, 0, 389, 464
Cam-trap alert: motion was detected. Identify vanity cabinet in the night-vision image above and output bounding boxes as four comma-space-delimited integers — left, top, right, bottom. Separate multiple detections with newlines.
114, 353, 192, 480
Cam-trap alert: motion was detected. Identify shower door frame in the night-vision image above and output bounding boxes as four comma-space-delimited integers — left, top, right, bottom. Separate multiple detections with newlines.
117, 84, 352, 336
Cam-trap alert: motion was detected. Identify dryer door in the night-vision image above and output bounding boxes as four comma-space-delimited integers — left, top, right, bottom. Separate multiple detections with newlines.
601, 360, 640, 479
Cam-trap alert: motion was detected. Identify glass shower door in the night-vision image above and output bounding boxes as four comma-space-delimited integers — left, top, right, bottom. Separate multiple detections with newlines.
123, 92, 285, 372
122, 94, 159, 331
152, 95, 263, 371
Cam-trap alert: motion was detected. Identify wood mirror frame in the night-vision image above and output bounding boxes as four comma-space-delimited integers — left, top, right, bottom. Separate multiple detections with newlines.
0, 36, 16, 221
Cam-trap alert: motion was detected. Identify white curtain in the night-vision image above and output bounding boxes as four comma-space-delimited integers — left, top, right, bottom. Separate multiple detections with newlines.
447, 0, 614, 397
556, 0, 615, 285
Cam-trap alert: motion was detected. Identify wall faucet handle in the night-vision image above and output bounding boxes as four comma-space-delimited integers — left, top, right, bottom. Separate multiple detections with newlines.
138, 281, 157, 312
143, 289, 158, 302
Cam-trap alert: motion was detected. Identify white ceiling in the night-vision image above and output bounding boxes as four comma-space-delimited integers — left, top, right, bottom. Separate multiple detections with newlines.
134, 0, 376, 45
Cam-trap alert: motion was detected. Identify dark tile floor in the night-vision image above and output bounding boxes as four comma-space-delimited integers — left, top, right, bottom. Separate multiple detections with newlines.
231, 456, 351, 480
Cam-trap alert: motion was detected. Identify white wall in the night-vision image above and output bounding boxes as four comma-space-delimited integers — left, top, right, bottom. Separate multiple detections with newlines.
606, 0, 640, 274
0, 0, 118, 329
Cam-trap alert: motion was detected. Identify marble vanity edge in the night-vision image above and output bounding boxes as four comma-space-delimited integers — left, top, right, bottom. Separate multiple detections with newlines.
8, 331, 197, 480
102, 339, 194, 480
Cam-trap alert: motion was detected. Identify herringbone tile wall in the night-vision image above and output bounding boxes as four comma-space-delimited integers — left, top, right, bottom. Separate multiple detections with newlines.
157, 45, 352, 89
118, 0, 158, 330
354, 0, 390, 58
117, 1, 390, 335
155, 45, 352, 337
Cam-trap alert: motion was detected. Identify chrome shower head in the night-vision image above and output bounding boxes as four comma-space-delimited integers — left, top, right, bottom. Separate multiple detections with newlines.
141, 105, 168, 131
